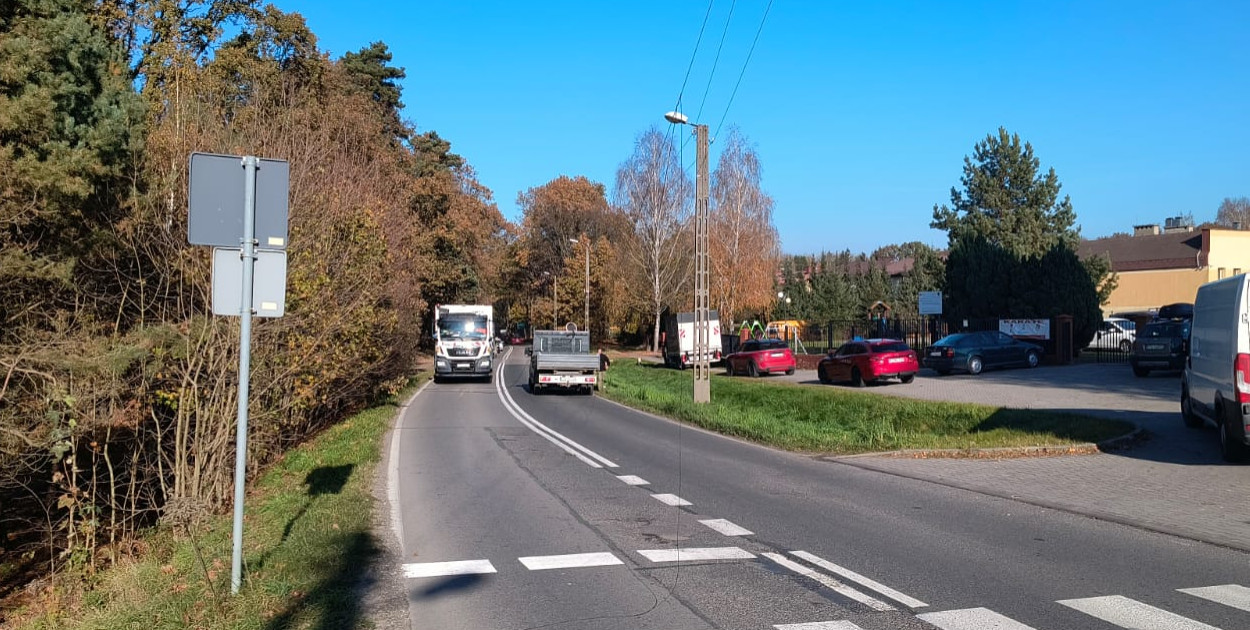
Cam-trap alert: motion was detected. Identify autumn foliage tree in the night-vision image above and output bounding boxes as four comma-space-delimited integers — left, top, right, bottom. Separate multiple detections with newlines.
710, 128, 780, 325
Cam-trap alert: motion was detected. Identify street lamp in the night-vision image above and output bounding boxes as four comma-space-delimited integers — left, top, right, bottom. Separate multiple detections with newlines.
542, 271, 557, 329
665, 110, 710, 403
569, 238, 590, 332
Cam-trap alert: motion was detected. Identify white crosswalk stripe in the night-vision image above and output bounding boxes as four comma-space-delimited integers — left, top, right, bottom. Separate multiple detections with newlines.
699, 518, 754, 536
1179, 584, 1250, 613
637, 546, 755, 563
1057, 595, 1224, 629
917, 607, 1038, 630
774, 621, 864, 630
517, 552, 623, 570
402, 559, 496, 578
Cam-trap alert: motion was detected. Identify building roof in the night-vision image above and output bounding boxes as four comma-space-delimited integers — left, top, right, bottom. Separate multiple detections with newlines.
1078, 230, 1206, 272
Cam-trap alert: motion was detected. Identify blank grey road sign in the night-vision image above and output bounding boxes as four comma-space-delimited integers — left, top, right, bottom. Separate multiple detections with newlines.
212, 248, 288, 317
189, 152, 289, 248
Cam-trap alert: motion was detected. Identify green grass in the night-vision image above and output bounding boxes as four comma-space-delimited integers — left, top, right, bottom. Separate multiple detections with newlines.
600, 361, 1131, 454
14, 377, 427, 630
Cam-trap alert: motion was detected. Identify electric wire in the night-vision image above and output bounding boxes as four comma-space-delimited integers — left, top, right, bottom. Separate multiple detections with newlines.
694, 0, 738, 124
713, 0, 774, 140
673, 0, 717, 112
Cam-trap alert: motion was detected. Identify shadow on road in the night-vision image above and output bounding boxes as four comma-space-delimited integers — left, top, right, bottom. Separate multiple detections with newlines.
414, 573, 490, 599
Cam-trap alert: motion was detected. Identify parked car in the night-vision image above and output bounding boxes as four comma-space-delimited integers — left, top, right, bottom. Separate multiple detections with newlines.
818, 339, 919, 387
1130, 318, 1191, 377
922, 331, 1043, 375
1086, 317, 1137, 353
1182, 274, 1250, 462
724, 338, 796, 377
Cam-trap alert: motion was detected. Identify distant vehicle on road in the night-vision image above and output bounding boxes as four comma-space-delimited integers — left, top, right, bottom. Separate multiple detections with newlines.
433, 304, 495, 383
661, 310, 723, 369
1130, 318, 1191, 377
1182, 274, 1250, 462
526, 329, 599, 394
923, 331, 1042, 376
1087, 317, 1136, 353
818, 339, 919, 387
724, 338, 796, 377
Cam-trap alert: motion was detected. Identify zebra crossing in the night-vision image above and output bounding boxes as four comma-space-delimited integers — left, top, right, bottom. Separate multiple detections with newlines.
779, 584, 1250, 630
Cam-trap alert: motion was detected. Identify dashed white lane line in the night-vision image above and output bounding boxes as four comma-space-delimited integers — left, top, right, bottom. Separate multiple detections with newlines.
761, 553, 894, 612
775, 622, 864, 630
790, 550, 927, 609
1057, 595, 1223, 630
917, 607, 1037, 630
699, 518, 754, 536
518, 552, 624, 571
1180, 584, 1250, 612
402, 559, 496, 578
651, 493, 692, 506
616, 475, 649, 485
637, 547, 756, 563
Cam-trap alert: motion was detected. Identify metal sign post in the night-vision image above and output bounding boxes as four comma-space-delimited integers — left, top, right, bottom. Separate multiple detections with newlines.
188, 152, 288, 596
229, 156, 258, 595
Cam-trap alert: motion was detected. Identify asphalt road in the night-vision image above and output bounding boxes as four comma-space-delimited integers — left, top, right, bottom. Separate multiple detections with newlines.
388, 348, 1250, 630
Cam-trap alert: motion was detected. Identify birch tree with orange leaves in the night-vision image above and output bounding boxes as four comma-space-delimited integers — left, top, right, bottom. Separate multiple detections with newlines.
710, 128, 780, 325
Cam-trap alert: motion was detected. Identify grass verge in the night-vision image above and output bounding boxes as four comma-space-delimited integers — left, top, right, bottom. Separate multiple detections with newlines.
599, 361, 1132, 454
13, 376, 427, 630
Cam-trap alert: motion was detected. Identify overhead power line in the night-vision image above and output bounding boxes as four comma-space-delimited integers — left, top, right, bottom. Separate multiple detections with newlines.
694, 0, 738, 124
673, 0, 716, 112
714, 0, 773, 140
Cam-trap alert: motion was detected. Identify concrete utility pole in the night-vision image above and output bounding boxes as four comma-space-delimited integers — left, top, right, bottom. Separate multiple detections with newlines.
665, 110, 712, 403
692, 123, 710, 403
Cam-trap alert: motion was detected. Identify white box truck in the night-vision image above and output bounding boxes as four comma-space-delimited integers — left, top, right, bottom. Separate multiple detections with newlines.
433, 304, 495, 383
1182, 274, 1250, 462
661, 310, 723, 369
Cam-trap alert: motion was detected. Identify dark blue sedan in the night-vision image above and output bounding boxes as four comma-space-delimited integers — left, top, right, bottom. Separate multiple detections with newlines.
922, 331, 1043, 375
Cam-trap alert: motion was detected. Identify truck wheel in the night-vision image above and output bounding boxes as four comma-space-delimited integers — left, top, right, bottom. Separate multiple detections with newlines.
1219, 402, 1249, 462
748, 362, 759, 377
1181, 382, 1201, 428
433, 374, 442, 384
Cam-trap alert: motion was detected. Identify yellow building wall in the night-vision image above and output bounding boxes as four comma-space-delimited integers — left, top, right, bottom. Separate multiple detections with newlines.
1204, 230, 1250, 282
1101, 230, 1250, 316
1103, 268, 1207, 315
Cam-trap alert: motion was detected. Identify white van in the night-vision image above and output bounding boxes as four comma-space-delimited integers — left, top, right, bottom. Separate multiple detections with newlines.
1182, 273, 1250, 462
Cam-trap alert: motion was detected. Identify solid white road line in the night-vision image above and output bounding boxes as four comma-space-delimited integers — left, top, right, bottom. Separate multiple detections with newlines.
699, 518, 754, 536
493, 350, 619, 468
790, 550, 927, 609
774, 622, 864, 630
651, 493, 692, 506
616, 475, 650, 485
637, 547, 756, 563
1180, 584, 1250, 612
517, 552, 624, 571
917, 607, 1037, 630
1057, 595, 1223, 630
389, 380, 432, 550
402, 559, 497, 579
761, 553, 894, 613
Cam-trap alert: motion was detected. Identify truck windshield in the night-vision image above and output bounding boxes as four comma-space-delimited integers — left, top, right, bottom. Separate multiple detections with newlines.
439, 316, 488, 341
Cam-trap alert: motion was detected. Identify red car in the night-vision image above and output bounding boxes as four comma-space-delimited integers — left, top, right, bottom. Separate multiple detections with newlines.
818, 339, 919, 386
725, 338, 796, 377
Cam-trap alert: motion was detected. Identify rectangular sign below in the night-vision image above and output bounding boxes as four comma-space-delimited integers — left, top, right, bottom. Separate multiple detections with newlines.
212, 248, 288, 317
918, 291, 943, 315
1000, 318, 1050, 340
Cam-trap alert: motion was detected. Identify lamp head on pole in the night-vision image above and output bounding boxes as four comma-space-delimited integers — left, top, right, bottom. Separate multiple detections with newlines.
664, 111, 689, 125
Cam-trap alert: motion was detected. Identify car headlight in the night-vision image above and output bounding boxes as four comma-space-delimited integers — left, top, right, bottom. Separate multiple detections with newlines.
478, 359, 491, 367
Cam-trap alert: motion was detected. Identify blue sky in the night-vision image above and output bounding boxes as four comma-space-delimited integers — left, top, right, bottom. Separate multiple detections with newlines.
286, 1, 1249, 256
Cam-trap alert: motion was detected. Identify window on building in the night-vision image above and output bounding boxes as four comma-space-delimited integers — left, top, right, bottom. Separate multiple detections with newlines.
1218, 267, 1227, 279
1236, 268, 1243, 276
